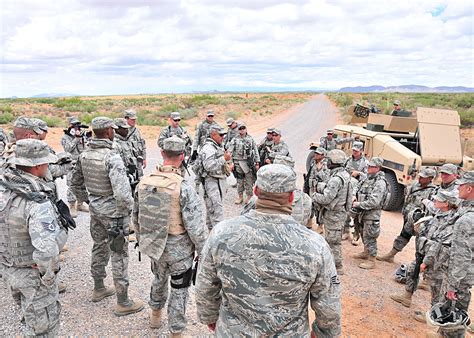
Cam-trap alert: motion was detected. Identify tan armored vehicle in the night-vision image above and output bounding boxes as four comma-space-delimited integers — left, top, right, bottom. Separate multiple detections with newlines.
307, 105, 474, 210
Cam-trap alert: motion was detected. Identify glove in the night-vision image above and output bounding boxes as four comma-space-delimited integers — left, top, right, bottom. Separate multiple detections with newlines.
191, 150, 198, 161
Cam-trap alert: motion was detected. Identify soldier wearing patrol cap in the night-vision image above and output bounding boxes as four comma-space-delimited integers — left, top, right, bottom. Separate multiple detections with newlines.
0, 139, 67, 336
307, 147, 330, 197
422, 163, 460, 215
114, 118, 140, 190
71, 117, 144, 316
265, 128, 290, 164
319, 129, 354, 151
352, 157, 388, 269
124, 109, 147, 178
223, 117, 238, 150
257, 127, 274, 167
196, 163, 341, 337
191, 110, 219, 161
378, 167, 437, 263
133, 136, 207, 334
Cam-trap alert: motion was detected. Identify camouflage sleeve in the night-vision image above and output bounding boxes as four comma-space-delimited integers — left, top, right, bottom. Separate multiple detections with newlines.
422, 240, 440, 267
192, 123, 202, 151
106, 152, 133, 215
226, 137, 235, 153
446, 213, 473, 290
48, 162, 71, 179
312, 176, 341, 206
252, 139, 260, 163
180, 180, 207, 254
335, 136, 354, 145
137, 130, 147, 160
309, 242, 342, 337
195, 233, 222, 325
61, 134, 81, 154
359, 179, 386, 210
202, 147, 226, 175
157, 127, 169, 148
70, 157, 89, 203
28, 200, 66, 274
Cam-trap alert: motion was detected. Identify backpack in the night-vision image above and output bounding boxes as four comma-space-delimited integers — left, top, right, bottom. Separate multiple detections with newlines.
335, 173, 353, 212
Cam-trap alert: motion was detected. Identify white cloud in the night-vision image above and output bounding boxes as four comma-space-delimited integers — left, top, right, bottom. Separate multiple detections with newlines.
0, 0, 473, 97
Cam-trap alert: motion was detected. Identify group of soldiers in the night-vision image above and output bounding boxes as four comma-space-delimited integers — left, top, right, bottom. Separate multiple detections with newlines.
0, 109, 472, 337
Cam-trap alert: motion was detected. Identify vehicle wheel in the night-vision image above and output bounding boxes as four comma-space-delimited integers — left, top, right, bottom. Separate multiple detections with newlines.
383, 170, 405, 211
306, 151, 315, 172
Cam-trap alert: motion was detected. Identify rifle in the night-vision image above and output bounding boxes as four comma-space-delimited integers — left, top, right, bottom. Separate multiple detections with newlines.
181, 157, 191, 176
246, 146, 257, 177
258, 144, 270, 167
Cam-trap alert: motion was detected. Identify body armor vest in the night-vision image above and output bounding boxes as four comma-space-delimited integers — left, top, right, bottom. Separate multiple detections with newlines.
0, 191, 36, 267
81, 148, 114, 196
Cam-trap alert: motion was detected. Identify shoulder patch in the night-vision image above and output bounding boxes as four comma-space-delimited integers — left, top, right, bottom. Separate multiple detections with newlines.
331, 275, 341, 285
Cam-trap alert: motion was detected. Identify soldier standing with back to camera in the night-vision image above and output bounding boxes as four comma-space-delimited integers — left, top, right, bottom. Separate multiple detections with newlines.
71, 117, 144, 316
133, 136, 207, 336
124, 109, 147, 178
351, 157, 388, 270
0, 139, 67, 336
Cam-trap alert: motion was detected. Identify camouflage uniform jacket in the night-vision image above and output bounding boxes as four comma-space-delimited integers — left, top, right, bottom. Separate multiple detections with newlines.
196, 209, 341, 337
257, 137, 274, 164
224, 126, 239, 150
424, 179, 460, 215
268, 140, 290, 161
70, 138, 133, 217
158, 125, 192, 156
60, 133, 87, 161
319, 136, 354, 151
344, 155, 368, 181
0, 127, 8, 154
354, 171, 387, 220
313, 167, 351, 213
114, 135, 139, 180
227, 134, 260, 162
402, 181, 436, 217
127, 126, 147, 162
193, 120, 219, 151
446, 200, 474, 290
308, 159, 330, 195
200, 139, 227, 178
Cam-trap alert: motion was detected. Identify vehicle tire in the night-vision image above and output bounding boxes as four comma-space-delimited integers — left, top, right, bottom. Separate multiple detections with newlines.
383, 170, 405, 211
306, 151, 315, 172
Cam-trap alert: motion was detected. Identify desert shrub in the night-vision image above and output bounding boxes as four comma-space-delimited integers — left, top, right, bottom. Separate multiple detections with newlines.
41, 116, 63, 127
225, 111, 241, 119
0, 112, 14, 124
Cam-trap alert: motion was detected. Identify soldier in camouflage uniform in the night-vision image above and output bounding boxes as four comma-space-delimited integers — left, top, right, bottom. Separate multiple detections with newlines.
312, 149, 351, 275
0, 127, 8, 154
61, 117, 90, 217
440, 171, 473, 338
133, 137, 207, 335
195, 164, 341, 337
306, 147, 330, 231
257, 127, 274, 167
223, 118, 238, 150
352, 157, 388, 269
342, 141, 368, 239
0, 139, 67, 336
378, 167, 437, 262
227, 122, 260, 204
265, 128, 290, 164
124, 109, 147, 178
319, 129, 354, 151
71, 117, 144, 316
242, 155, 313, 228
423, 163, 460, 215
198, 125, 231, 230
114, 118, 139, 189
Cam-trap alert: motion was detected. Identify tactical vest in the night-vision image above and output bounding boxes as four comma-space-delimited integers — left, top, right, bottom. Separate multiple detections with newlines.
137, 167, 185, 262
81, 148, 114, 196
0, 191, 36, 267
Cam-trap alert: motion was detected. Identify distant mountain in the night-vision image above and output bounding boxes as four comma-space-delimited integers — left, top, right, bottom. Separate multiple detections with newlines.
30, 93, 79, 98
338, 85, 474, 93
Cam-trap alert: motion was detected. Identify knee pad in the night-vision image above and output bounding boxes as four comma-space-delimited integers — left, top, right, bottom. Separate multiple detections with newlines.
170, 266, 193, 289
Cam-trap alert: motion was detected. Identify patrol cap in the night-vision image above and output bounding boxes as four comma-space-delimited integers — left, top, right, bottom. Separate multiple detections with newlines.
31, 118, 48, 133
256, 163, 296, 193
433, 190, 458, 204
114, 118, 130, 129
272, 128, 281, 135
314, 147, 327, 155
67, 116, 80, 125
352, 141, 364, 151
439, 163, 458, 175
162, 136, 185, 153
170, 112, 181, 120
206, 110, 215, 117
419, 167, 437, 178
124, 109, 137, 119
458, 171, 474, 185
266, 127, 275, 133
368, 157, 383, 167
327, 129, 334, 134
238, 121, 247, 129
13, 116, 43, 135
10, 139, 58, 167
327, 149, 346, 164
91, 117, 118, 130
273, 154, 295, 168
226, 118, 234, 126
393, 100, 401, 105
209, 124, 226, 135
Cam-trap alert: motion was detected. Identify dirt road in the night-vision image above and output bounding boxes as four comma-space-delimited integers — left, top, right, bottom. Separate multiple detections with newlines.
1, 95, 471, 336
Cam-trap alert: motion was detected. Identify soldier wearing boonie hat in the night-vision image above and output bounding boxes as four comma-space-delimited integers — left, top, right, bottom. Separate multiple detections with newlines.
9, 139, 58, 167
13, 116, 44, 136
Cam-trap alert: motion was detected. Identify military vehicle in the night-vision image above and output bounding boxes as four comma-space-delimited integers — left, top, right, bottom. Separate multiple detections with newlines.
307, 104, 474, 211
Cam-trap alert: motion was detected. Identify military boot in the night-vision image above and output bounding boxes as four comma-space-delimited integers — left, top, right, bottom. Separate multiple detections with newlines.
149, 309, 162, 328
92, 279, 116, 302
418, 278, 430, 291
234, 194, 243, 204
377, 248, 399, 263
69, 202, 78, 218
413, 310, 426, 323
352, 248, 369, 260
77, 202, 89, 212
359, 256, 376, 269
114, 292, 144, 317
390, 291, 413, 307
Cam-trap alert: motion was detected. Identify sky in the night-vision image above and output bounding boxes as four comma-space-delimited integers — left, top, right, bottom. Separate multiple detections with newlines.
1, 0, 473, 97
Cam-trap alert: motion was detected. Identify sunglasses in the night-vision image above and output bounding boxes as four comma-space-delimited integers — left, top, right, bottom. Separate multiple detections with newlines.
239, 127, 246, 130
173, 119, 181, 122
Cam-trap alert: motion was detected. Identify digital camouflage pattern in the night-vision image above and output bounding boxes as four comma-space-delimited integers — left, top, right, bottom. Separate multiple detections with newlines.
196, 209, 341, 337
158, 125, 192, 156
308, 159, 330, 195
61, 130, 88, 203
267, 140, 290, 162
126, 126, 146, 178
115, 133, 139, 188
224, 125, 239, 150
192, 119, 219, 151
256, 164, 296, 193
257, 134, 274, 165
319, 135, 354, 151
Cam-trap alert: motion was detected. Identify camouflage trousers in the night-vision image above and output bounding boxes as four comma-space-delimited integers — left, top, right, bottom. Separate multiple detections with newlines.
358, 217, 381, 257
439, 281, 471, 338
90, 214, 130, 301
204, 177, 226, 230
66, 170, 78, 203
1, 266, 60, 337
405, 260, 421, 294
392, 214, 414, 252
149, 255, 194, 334
235, 161, 255, 197
322, 210, 345, 268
